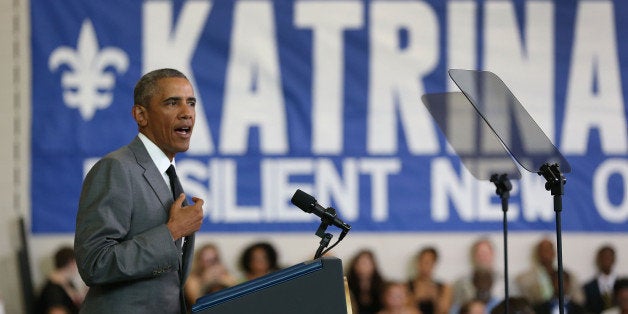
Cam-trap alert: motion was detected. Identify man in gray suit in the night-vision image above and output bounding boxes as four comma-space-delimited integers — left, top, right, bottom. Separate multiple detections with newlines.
75, 68, 205, 313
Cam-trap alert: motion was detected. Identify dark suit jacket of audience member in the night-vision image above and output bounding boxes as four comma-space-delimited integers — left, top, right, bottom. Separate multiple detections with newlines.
534, 298, 589, 314
584, 279, 612, 314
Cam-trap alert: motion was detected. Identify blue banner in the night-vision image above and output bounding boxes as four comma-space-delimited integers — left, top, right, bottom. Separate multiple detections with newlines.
31, 0, 628, 233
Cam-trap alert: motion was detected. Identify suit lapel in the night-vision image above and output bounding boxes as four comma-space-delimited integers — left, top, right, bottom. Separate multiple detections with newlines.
129, 137, 196, 265
129, 136, 172, 213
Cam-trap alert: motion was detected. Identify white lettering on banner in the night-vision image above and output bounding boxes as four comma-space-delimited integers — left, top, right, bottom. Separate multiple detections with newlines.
484, 1, 555, 140
520, 172, 554, 222
119, 1, 628, 231
295, 1, 363, 155
431, 158, 557, 223
81, 155, 622, 225
314, 159, 359, 220
175, 157, 399, 223
476, 177, 517, 221
138, 0, 626, 159
446, 1, 477, 91
561, 1, 628, 155
143, 1, 214, 155
432, 158, 475, 222
176, 159, 210, 216
220, 1, 288, 155
221, 159, 264, 221
594, 159, 628, 222
359, 158, 401, 221
262, 159, 316, 221
368, 1, 439, 155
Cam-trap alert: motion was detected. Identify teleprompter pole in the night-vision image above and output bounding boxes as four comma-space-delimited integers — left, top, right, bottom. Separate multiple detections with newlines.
539, 163, 567, 314
490, 173, 512, 314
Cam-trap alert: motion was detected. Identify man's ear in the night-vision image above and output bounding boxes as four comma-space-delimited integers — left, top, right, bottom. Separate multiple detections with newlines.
132, 105, 148, 127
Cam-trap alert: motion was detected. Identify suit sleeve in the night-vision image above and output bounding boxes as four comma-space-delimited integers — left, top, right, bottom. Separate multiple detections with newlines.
74, 157, 179, 286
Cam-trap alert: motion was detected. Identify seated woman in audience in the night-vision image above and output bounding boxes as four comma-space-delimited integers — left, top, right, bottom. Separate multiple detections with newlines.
185, 243, 237, 305
346, 249, 385, 314
36, 246, 86, 314
408, 246, 452, 314
378, 281, 421, 314
238, 241, 280, 281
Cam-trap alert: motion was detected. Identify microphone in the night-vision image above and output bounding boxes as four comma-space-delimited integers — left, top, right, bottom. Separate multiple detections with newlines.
291, 189, 351, 233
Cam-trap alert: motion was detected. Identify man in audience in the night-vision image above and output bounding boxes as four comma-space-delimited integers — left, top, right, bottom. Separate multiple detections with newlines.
452, 238, 505, 308
451, 268, 500, 314
584, 245, 618, 314
515, 237, 584, 305
534, 270, 587, 314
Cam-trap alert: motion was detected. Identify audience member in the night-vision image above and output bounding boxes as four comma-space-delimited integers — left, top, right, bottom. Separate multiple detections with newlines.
238, 242, 280, 281
185, 243, 237, 306
489, 297, 534, 314
601, 278, 628, 314
584, 245, 618, 314
452, 238, 505, 307
346, 249, 385, 314
377, 281, 421, 314
451, 268, 501, 314
408, 246, 452, 314
458, 299, 486, 314
515, 237, 584, 305
515, 237, 555, 304
36, 246, 86, 314
534, 270, 587, 314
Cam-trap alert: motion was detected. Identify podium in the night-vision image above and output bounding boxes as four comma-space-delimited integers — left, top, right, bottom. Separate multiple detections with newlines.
191, 257, 349, 314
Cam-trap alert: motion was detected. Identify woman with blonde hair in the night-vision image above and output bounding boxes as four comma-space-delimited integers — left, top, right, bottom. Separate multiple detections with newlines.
184, 243, 236, 306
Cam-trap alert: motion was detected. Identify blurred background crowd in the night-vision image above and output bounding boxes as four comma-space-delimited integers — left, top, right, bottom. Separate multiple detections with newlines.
35, 236, 627, 314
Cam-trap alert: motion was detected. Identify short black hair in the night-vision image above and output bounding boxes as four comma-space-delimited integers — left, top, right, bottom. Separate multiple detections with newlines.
418, 246, 439, 262
54, 246, 75, 269
596, 245, 616, 259
239, 242, 279, 274
133, 68, 188, 107
614, 278, 628, 296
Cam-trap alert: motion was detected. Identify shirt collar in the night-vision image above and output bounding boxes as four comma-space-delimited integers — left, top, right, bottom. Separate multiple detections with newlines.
598, 273, 617, 292
138, 133, 175, 175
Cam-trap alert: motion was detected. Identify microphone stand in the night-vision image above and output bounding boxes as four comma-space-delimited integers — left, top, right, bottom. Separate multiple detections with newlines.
313, 218, 333, 259
539, 163, 567, 314
490, 173, 512, 314
312, 207, 351, 259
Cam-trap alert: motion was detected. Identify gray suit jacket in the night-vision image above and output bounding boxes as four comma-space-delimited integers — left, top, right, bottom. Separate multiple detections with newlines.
75, 136, 195, 314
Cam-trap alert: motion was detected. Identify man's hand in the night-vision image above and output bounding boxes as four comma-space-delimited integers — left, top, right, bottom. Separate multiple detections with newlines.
166, 193, 204, 240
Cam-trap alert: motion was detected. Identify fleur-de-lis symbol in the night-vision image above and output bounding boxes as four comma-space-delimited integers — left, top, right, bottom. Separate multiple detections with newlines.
49, 19, 129, 121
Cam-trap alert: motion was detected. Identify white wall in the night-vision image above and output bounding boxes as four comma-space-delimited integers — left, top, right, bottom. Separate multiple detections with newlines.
0, 0, 30, 313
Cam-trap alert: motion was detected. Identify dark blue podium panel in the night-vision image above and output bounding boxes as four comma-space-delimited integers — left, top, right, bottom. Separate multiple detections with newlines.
192, 257, 348, 314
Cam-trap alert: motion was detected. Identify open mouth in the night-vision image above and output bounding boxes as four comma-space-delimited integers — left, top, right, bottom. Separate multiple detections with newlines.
175, 126, 192, 136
